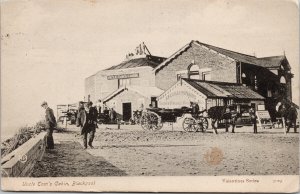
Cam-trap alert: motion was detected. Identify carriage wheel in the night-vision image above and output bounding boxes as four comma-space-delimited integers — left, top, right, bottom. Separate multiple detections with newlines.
199, 118, 209, 132
140, 112, 163, 131
182, 117, 198, 132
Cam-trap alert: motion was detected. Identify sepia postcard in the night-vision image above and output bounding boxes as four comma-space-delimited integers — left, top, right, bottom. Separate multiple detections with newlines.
1, 0, 299, 192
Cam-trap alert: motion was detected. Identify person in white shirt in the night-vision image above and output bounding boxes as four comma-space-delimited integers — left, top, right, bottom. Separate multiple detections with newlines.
96, 99, 103, 114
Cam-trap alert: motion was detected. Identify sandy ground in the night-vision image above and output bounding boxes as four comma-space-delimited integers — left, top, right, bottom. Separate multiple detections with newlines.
31, 131, 126, 177
32, 124, 299, 177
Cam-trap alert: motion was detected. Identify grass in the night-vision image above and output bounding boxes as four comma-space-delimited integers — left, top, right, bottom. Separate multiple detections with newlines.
1, 121, 65, 157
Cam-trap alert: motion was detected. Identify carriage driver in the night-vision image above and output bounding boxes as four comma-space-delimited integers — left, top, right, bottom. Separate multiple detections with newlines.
190, 101, 207, 118
190, 101, 199, 118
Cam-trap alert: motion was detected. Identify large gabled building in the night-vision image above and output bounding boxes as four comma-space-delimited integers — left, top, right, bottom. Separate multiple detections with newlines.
153, 40, 294, 120
85, 41, 295, 121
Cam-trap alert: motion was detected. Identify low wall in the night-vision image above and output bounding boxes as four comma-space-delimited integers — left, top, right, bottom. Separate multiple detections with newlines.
1, 132, 47, 177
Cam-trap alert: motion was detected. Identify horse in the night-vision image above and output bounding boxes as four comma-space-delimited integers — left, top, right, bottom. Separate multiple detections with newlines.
207, 105, 239, 134
277, 100, 298, 133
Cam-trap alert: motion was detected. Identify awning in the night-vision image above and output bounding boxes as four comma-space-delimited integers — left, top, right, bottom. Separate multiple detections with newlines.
183, 78, 265, 100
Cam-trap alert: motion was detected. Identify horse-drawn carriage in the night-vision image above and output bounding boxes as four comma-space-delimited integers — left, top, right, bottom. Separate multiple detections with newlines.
139, 107, 208, 132
138, 103, 255, 133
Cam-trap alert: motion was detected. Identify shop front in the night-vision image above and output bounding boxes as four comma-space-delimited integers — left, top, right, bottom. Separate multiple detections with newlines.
103, 86, 163, 121
157, 78, 265, 113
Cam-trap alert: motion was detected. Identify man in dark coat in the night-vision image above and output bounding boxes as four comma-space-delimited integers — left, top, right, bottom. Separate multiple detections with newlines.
249, 107, 257, 134
76, 102, 98, 149
41, 101, 56, 149
286, 105, 298, 133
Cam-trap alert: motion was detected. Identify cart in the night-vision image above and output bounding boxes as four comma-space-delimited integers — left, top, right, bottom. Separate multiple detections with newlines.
57, 103, 78, 125
140, 107, 208, 132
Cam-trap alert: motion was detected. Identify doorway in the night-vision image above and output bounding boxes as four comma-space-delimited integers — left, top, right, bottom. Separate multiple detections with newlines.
122, 103, 132, 121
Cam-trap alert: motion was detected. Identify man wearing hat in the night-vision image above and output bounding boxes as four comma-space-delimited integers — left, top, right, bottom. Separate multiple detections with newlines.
41, 101, 56, 149
76, 101, 98, 149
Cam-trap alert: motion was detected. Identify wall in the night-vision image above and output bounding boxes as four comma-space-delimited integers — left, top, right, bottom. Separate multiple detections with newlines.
155, 42, 237, 91
85, 75, 96, 102
85, 66, 155, 104
1, 132, 47, 177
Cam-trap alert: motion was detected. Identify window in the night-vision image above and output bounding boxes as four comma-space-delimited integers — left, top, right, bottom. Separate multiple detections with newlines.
188, 64, 200, 79
118, 78, 131, 88
280, 76, 286, 84
267, 90, 272, 97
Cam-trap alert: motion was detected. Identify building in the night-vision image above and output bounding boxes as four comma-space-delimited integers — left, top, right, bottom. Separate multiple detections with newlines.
85, 43, 166, 121
158, 78, 265, 113
153, 40, 293, 120
102, 86, 163, 121
85, 40, 294, 121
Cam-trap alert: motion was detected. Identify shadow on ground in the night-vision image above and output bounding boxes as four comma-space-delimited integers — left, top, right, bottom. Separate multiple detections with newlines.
31, 141, 127, 177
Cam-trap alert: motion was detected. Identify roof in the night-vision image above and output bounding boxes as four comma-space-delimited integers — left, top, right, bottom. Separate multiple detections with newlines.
198, 41, 288, 69
105, 55, 166, 70
183, 78, 265, 100
153, 42, 192, 73
154, 40, 288, 73
257, 55, 288, 69
103, 85, 164, 103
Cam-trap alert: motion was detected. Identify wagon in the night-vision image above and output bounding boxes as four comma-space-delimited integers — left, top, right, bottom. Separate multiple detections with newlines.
140, 107, 208, 132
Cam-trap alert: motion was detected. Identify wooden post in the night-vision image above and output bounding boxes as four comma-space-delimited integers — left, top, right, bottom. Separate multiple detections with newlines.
256, 112, 263, 131
64, 116, 67, 128
282, 117, 286, 135
117, 119, 120, 130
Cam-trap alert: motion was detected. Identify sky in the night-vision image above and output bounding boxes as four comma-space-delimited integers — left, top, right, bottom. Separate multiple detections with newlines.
1, 0, 299, 138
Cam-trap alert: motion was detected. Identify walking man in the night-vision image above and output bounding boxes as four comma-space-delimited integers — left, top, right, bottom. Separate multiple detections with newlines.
41, 101, 56, 149
76, 102, 98, 149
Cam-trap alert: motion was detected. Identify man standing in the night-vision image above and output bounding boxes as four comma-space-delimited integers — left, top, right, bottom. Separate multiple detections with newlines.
78, 101, 84, 112
286, 104, 298, 133
76, 102, 98, 149
96, 99, 102, 114
249, 107, 257, 134
109, 108, 117, 123
41, 101, 56, 149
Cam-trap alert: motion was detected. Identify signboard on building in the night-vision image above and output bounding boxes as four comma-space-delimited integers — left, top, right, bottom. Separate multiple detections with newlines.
158, 81, 206, 109
107, 73, 139, 80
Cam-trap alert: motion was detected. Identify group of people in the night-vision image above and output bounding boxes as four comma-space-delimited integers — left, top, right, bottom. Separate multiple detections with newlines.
95, 100, 117, 123
76, 100, 117, 149
276, 102, 298, 133
40, 100, 100, 150
41, 100, 298, 150
76, 101, 98, 149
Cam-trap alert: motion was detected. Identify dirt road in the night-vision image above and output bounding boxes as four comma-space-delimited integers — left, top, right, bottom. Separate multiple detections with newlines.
32, 125, 299, 176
